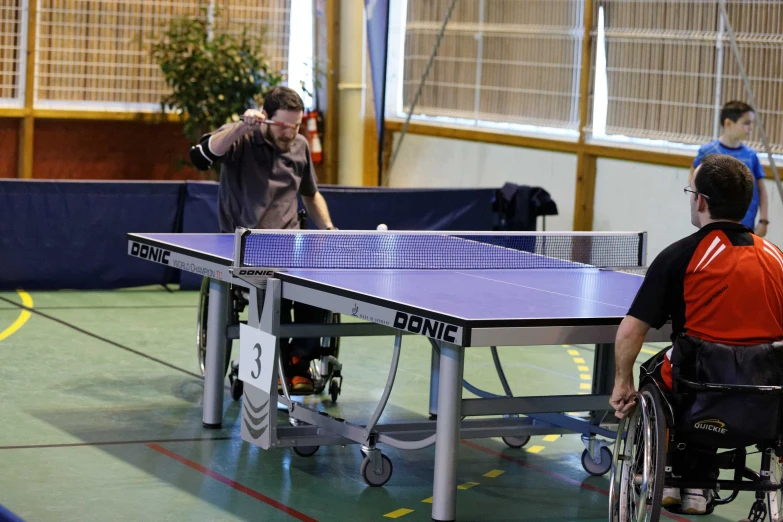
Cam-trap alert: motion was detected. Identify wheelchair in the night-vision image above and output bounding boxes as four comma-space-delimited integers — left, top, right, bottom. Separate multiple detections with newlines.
610, 335, 783, 522
196, 211, 344, 403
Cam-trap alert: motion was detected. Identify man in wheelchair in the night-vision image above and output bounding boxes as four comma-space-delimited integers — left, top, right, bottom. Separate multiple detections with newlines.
609, 154, 783, 518
189, 86, 338, 392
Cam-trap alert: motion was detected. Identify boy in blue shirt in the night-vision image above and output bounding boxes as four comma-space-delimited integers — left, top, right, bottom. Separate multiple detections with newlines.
690, 101, 769, 237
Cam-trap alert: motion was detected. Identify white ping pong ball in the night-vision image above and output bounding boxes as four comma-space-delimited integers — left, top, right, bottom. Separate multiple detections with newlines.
376, 224, 388, 231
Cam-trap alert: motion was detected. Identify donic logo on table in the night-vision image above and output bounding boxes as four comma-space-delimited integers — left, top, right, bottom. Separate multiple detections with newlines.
394, 311, 459, 343
130, 242, 170, 265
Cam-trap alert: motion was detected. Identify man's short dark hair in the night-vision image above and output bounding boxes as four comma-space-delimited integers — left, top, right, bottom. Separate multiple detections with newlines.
262, 86, 304, 118
695, 154, 754, 221
720, 100, 754, 126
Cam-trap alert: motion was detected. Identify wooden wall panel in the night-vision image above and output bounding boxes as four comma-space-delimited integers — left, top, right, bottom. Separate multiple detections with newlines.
0, 119, 18, 177
31, 120, 202, 180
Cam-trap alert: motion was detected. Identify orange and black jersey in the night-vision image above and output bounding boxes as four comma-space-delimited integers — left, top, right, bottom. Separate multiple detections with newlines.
628, 222, 783, 345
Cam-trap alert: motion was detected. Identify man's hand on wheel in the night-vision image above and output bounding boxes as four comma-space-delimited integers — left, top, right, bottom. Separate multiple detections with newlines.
609, 379, 637, 419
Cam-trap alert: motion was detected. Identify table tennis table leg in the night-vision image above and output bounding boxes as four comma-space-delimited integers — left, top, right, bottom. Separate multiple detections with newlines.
431, 341, 464, 522
428, 339, 440, 418
592, 343, 615, 408
203, 279, 229, 428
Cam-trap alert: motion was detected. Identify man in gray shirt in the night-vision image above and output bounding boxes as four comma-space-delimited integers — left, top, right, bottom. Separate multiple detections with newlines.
189, 86, 336, 392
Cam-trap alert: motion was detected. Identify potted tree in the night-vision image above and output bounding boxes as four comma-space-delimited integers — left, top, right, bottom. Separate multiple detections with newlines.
150, 8, 283, 176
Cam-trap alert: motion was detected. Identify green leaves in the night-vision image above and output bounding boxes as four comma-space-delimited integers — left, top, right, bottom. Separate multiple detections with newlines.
150, 11, 282, 150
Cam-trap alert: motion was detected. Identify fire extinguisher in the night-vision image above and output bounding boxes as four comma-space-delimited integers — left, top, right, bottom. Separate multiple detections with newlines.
306, 111, 323, 165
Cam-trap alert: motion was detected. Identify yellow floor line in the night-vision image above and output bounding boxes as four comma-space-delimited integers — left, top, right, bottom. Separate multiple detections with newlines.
384, 508, 414, 518
640, 347, 658, 355
526, 445, 545, 454
0, 290, 33, 342
577, 365, 589, 372
573, 357, 585, 364
579, 374, 591, 380
543, 435, 560, 442
483, 469, 504, 478
457, 482, 480, 490
567, 349, 580, 356
422, 497, 433, 504
579, 383, 591, 390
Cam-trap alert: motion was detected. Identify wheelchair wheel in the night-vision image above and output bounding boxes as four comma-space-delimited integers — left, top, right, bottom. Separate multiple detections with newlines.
197, 276, 232, 377
326, 311, 340, 358
767, 456, 783, 522
609, 384, 666, 522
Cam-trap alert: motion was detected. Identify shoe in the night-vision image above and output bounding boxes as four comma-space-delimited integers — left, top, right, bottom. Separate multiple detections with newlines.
291, 375, 314, 393
285, 356, 314, 393
662, 487, 681, 507
681, 489, 709, 514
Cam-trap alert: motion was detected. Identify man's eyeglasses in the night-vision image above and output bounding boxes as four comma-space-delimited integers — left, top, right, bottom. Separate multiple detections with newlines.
239, 116, 300, 130
683, 186, 710, 200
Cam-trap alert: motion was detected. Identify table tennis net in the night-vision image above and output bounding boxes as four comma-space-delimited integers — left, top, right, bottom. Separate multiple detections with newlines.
239, 232, 646, 270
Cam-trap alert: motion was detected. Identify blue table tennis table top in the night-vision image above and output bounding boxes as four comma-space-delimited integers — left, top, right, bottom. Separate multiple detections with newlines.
129, 233, 644, 324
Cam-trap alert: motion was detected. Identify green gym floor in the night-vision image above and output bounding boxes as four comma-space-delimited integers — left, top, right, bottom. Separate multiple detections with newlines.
0, 288, 758, 521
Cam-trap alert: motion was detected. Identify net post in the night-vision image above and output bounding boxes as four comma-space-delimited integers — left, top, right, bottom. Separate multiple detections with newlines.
233, 227, 251, 268
639, 232, 647, 267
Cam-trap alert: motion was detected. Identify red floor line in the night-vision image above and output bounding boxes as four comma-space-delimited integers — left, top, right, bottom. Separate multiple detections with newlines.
0, 436, 236, 450
461, 440, 691, 522
146, 443, 318, 522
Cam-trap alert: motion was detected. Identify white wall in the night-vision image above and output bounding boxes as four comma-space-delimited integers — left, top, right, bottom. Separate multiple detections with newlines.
593, 159, 692, 262
387, 133, 783, 263
387, 133, 577, 231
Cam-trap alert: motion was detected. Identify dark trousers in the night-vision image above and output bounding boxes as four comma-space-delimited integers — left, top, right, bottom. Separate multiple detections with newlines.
641, 348, 719, 482
280, 299, 326, 362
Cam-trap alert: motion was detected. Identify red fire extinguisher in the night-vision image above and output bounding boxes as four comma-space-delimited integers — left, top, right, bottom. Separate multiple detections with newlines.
306, 111, 323, 165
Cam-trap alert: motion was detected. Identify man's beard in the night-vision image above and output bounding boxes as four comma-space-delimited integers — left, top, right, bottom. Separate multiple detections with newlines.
266, 128, 293, 152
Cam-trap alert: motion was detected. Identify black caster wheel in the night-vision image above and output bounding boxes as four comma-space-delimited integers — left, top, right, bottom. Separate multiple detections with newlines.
360, 454, 393, 487
230, 379, 243, 401
581, 447, 612, 476
293, 446, 320, 457
329, 379, 340, 404
502, 435, 530, 449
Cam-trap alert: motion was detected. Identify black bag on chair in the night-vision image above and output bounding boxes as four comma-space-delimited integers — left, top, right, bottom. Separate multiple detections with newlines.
671, 334, 783, 448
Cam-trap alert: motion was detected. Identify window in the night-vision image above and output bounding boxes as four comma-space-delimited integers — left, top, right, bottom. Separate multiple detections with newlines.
387, 0, 585, 138
0, 0, 25, 107
388, 0, 783, 157
32, 0, 295, 111
589, 0, 783, 156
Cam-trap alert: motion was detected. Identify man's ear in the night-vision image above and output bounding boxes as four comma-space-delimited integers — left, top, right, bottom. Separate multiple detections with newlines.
698, 195, 709, 213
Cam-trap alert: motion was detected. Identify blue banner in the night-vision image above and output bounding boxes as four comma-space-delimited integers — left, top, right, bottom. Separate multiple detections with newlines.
365, 0, 390, 182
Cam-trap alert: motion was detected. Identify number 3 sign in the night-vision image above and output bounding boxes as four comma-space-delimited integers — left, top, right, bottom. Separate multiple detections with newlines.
239, 324, 278, 394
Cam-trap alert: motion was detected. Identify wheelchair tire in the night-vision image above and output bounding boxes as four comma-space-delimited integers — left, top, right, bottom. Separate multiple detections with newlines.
230, 378, 244, 401
326, 312, 340, 358
197, 276, 232, 377
329, 379, 340, 404
609, 384, 666, 522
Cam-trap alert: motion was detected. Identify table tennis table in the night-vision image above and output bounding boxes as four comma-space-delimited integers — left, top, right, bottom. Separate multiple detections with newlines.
127, 229, 671, 522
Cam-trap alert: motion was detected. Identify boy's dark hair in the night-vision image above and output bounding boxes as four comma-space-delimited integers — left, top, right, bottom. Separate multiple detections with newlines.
262, 86, 304, 118
720, 100, 754, 126
695, 154, 754, 221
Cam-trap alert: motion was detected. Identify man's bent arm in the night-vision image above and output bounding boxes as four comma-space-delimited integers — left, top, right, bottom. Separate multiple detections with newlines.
207, 122, 252, 157
302, 192, 335, 230
615, 315, 650, 384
